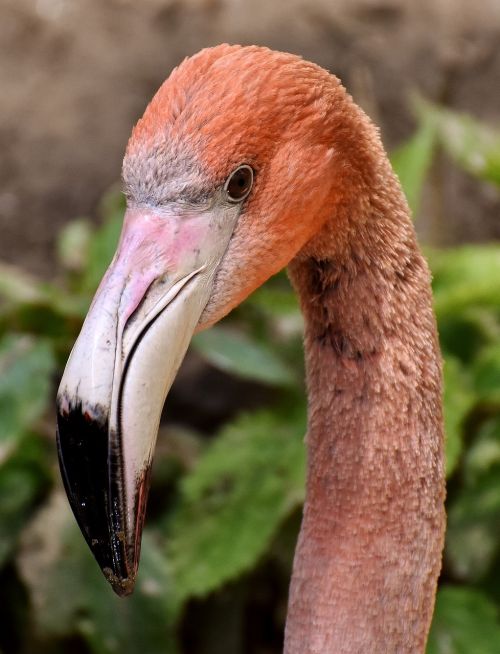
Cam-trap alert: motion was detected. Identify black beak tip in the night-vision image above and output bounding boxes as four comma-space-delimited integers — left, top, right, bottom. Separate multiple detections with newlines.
103, 567, 137, 597
56, 399, 140, 598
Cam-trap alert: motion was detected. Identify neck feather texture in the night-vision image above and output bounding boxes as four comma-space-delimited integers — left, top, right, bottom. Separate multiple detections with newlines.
285, 152, 445, 654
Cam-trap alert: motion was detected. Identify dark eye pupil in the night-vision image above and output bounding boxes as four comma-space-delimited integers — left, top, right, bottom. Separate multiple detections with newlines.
226, 166, 253, 201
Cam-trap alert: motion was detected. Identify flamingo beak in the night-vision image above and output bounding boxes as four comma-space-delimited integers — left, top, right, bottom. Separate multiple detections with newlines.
56, 204, 237, 596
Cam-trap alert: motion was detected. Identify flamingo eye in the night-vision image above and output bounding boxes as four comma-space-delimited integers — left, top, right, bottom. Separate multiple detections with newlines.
224, 165, 254, 202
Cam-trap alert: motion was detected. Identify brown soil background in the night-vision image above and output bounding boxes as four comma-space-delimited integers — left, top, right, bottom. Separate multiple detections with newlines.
1, 0, 500, 277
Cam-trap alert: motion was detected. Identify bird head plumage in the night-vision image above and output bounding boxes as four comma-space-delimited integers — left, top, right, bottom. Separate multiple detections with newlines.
56, 44, 376, 595
122, 44, 357, 326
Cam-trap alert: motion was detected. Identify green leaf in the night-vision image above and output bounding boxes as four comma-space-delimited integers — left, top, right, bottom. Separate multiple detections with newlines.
430, 246, 500, 360
443, 356, 475, 477
0, 335, 54, 565
473, 343, 500, 406
245, 279, 300, 320
244, 282, 304, 343
464, 417, 500, 485
0, 263, 47, 306
0, 263, 87, 320
419, 101, 500, 186
437, 308, 500, 363
192, 326, 297, 387
19, 494, 178, 654
167, 408, 306, 609
81, 192, 124, 294
430, 245, 500, 296
427, 586, 500, 654
0, 435, 50, 567
391, 117, 437, 214
0, 335, 55, 455
445, 467, 500, 581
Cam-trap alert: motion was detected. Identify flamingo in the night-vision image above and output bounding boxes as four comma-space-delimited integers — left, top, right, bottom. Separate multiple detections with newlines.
56, 45, 445, 653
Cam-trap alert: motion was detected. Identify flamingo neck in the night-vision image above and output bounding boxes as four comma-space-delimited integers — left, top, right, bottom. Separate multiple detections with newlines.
285, 172, 445, 654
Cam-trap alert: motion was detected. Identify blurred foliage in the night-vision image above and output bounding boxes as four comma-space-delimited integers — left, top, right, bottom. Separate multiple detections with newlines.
391, 112, 437, 215
416, 99, 500, 187
0, 102, 500, 654
167, 408, 306, 613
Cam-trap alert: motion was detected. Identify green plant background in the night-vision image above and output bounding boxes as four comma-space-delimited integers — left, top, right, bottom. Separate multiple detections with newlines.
1, 101, 500, 653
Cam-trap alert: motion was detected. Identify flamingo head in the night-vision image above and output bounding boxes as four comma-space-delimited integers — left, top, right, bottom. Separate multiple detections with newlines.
56, 45, 352, 595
